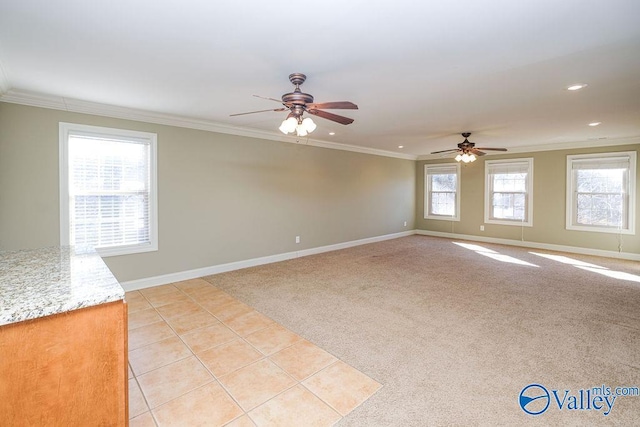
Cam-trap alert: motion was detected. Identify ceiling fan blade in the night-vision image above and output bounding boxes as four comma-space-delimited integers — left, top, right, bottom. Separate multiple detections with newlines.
307, 109, 354, 125
252, 95, 287, 104
470, 148, 486, 156
475, 147, 508, 151
230, 108, 287, 117
430, 149, 460, 154
306, 101, 358, 110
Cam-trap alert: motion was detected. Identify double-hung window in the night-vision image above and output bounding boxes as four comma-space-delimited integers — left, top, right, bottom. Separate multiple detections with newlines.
566, 151, 636, 234
485, 158, 533, 226
424, 164, 460, 220
59, 123, 158, 256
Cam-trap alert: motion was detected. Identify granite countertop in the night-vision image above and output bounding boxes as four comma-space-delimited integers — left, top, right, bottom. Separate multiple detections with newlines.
0, 246, 124, 326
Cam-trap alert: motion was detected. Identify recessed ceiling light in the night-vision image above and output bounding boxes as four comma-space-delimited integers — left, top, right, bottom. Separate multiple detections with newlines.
398, 145, 404, 149
567, 84, 587, 91
329, 132, 335, 136
588, 122, 601, 126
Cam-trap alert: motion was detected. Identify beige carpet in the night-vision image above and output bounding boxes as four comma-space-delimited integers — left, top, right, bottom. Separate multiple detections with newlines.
205, 235, 640, 426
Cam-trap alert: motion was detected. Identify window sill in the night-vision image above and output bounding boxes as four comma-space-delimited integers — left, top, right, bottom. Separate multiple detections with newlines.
96, 243, 158, 257
424, 215, 460, 221
485, 219, 533, 227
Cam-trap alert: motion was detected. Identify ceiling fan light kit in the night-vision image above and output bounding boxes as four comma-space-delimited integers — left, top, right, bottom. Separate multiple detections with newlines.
455, 153, 477, 163
279, 115, 317, 137
232, 73, 358, 137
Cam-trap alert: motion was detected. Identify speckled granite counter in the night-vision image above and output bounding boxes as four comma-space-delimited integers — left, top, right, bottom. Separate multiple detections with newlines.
0, 246, 124, 326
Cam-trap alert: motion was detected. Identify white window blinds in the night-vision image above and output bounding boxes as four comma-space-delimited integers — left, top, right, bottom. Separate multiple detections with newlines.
487, 161, 530, 175
571, 156, 630, 170
427, 164, 458, 176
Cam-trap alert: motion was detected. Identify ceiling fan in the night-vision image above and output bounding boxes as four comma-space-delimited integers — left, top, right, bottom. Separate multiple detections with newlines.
431, 133, 507, 163
230, 73, 358, 137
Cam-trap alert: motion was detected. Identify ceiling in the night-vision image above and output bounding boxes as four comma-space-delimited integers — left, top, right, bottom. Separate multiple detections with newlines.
1, 0, 640, 158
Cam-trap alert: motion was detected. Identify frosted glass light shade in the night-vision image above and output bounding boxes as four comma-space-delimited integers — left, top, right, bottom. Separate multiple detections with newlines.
279, 117, 298, 134
296, 125, 308, 136
301, 117, 316, 133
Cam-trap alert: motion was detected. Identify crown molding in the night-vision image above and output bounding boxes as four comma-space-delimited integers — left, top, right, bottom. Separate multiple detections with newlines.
10, 88, 634, 162
416, 136, 640, 161
0, 60, 9, 95
0, 89, 417, 161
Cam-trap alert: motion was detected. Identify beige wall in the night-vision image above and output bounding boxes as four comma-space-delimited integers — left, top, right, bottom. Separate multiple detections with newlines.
0, 103, 416, 281
416, 144, 640, 254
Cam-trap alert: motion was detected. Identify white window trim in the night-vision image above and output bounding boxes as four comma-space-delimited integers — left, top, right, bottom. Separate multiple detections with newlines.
424, 163, 461, 221
484, 158, 534, 227
565, 151, 636, 235
59, 122, 158, 257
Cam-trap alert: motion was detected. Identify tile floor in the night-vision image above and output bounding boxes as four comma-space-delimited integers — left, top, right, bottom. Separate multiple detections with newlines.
126, 278, 382, 426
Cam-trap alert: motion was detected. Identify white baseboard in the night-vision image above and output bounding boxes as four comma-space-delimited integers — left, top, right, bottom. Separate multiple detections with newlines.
416, 230, 640, 261
121, 228, 638, 291
121, 230, 416, 291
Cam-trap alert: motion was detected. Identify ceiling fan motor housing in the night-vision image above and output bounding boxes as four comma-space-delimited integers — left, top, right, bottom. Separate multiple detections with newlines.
282, 72, 314, 115
281, 91, 314, 106
457, 141, 475, 151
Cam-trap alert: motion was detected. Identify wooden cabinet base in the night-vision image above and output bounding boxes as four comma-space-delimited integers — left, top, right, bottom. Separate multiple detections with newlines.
0, 301, 128, 426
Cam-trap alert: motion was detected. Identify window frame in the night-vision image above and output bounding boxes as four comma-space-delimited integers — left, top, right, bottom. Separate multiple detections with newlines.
59, 122, 158, 257
424, 163, 461, 221
484, 158, 534, 227
565, 151, 636, 235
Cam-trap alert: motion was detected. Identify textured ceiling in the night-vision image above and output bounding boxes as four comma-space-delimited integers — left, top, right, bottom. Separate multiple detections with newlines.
1, 0, 639, 157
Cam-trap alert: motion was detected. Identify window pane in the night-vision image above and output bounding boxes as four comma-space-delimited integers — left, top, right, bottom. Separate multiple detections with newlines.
576, 194, 624, 227
69, 137, 149, 193
72, 194, 149, 248
425, 166, 459, 220
68, 134, 151, 250
493, 173, 526, 192
431, 192, 455, 216
431, 173, 456, 192
492, 193, 526, 221
576, 169, 624, 193
490, 169, 528, 221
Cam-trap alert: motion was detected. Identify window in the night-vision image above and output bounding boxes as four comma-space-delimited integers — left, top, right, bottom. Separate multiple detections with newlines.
59, 123, 158, 256
566, 151, 636, 235
424, 164, 460, 221
485, 158, 533, 226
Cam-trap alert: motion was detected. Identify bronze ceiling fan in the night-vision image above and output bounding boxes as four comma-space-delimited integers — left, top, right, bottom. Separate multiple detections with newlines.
230, 73, 358, 136
431, 133, 507, 162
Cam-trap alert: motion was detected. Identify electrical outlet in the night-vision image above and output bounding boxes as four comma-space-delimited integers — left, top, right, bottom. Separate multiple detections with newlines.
480, 225, 485, 231
403, 221, 407, 227
295, 236, 300, 244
